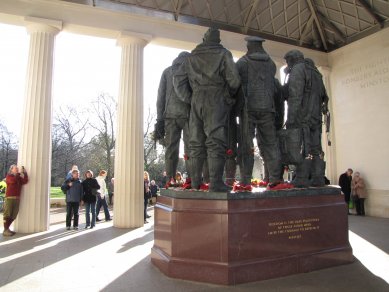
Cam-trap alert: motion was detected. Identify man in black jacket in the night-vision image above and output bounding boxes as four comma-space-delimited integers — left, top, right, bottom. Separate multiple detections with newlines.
61, 169, 83, 230
339, 168, 353, 212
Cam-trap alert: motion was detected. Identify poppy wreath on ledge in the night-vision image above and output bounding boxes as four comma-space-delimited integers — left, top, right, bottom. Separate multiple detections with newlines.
266, 182, 294, 190
232, 182, 253, 192
181, 178, 192, 189
183, 154, 189, 161
226, 149, 234, 157
165, 178, 176, 189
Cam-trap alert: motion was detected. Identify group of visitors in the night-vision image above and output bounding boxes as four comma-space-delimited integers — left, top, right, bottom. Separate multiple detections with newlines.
339, 168, 367, 216
61, 165, 112, 230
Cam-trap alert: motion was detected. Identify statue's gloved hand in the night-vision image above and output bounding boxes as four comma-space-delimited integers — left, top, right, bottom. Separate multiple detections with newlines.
154, 120, 165, 140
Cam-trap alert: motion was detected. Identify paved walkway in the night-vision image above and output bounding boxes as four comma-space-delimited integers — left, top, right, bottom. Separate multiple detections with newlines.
1, 207, 389, 292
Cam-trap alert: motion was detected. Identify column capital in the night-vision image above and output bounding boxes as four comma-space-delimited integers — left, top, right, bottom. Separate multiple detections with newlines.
24, 16, 62, 34
117, 31, 152, 47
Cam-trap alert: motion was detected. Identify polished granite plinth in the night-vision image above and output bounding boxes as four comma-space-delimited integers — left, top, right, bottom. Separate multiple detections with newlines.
151, 186, 354, 285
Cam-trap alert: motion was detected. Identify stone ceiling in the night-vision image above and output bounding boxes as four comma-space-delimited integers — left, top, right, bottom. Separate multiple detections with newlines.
64, 0, 389, 51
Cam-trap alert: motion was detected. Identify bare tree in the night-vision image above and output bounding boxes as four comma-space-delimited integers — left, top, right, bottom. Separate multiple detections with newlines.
89, 93, 117, 181
0, 121, 18, 179
144, 107, 158, 168
144, 107, 165, 181
51, 106, 89, 185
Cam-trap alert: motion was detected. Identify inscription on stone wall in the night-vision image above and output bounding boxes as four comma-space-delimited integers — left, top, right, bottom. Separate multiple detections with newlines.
267, 218, 320, 240
341, 56, 389, 89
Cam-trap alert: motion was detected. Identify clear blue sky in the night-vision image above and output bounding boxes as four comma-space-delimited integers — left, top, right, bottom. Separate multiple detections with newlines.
0, 23, 184, 137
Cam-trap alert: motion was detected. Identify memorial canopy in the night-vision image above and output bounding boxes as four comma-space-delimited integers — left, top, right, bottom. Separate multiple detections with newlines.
64, 0, 389, 52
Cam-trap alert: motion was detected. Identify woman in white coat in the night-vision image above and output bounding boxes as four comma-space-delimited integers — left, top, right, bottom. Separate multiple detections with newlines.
96, 170, 112, 222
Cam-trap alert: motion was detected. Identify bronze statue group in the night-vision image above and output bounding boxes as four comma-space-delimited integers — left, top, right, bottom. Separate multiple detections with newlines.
154, 27, 329, 193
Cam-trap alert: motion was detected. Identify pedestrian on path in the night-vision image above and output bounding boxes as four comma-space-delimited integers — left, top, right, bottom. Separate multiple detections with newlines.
3, 165, 28, 236
82, 170, 100, 229
352, 172, 367, 216
144, 171, 151, 223
149, 180, 159, 205
62, 169, 83, 230
96, 170, 111, 222
339, 168, 353, 214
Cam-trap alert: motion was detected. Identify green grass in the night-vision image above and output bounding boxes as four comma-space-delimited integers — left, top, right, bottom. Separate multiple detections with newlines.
51, 187, 65, 198
0, 187, 65, 199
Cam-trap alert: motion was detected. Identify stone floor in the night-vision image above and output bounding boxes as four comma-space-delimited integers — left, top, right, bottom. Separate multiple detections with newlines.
1, 206, 389, 292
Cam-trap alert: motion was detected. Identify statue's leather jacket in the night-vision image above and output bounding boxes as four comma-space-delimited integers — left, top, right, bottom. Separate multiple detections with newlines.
237, 52, 277, 113
173, 42, 241, 104
286, 58, 329, 128
156, 54, 190, 121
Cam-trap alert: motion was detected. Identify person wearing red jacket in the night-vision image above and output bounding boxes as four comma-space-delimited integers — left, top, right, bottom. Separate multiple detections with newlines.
3, 165, 28, 236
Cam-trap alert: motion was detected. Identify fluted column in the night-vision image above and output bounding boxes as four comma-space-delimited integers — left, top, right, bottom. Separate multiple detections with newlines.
114, 32, 151, 228
15, 17, 62, 233
319, 66, 336, 184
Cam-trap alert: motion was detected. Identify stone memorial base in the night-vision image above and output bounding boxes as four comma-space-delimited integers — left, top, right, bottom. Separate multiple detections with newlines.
151, 186, 353, 285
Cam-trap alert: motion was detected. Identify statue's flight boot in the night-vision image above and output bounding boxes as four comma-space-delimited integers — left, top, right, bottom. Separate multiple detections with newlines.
190, 158, 204, 190
310, 156, 326, 187
225, 157, 237, 186
292, 158, 312, 188
165, 159, 176, 188
241, 154, 254, 186
209, 158, 231, 192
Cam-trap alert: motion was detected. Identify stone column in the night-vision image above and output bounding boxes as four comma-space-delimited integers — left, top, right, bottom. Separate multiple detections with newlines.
114, 32, 151, 228
319, 66, 336, 184
15, 17, 62, 233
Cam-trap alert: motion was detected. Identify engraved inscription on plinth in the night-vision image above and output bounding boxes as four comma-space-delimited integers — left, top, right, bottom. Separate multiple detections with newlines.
267, 218, 320, 240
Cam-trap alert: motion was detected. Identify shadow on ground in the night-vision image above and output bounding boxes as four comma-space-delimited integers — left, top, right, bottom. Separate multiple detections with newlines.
102, 256, 389, 292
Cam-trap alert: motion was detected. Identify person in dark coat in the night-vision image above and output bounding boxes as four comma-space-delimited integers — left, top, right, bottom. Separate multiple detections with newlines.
144, 171, 151, 223
150, 180, 159, 198
149, 180, 159, 205
82, 170, 100, 229
159, 171, 167, 189
173, 27, 241, 192
156, 52, 191, 187
339, 168, 353, 213
61, 169, 83, 230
